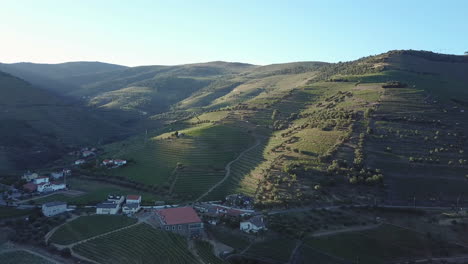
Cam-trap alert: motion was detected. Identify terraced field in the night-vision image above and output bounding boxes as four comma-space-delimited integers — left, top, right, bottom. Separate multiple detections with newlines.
105, 123, 255, 199
73, 223, 199, 264
194, 240, 226, 264
49, 215, 137, 245
244, 238, 297, 263
0, 250, 54, 264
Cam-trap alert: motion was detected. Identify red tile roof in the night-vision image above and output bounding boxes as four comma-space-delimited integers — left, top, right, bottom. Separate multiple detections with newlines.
126, 195, 141, 200
156, 207, 201, 225
23, 183, 37, 192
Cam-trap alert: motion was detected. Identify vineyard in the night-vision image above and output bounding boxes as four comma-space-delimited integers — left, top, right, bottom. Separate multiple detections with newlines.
73, 223, 200, 264
50, 215, 137, 245
194, 240, 226, 264
0, 250, 53, 264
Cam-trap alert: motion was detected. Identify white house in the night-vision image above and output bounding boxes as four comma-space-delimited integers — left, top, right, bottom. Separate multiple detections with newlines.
22, 172, 38, 181
33, 177, 49, 185
122, 203, 141, 214
107, 195, 125, 205
74, 159, 85, 165
240, 216, 267, 233
126, 195, 141, 204
50, 171, 64, 179
42, 201, 67, 217
102, 159, 114, 166
82, 150, 95, 157
96, 202, 120, 214
37, 182, 66, 193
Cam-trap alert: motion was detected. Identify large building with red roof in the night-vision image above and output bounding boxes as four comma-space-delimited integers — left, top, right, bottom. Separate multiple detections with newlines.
154, 207, 203, 237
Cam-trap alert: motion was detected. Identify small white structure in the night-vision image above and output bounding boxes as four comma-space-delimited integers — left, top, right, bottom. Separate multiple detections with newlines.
114, 160, 127, 167
74, 159, 85, 165
126, 195, 141, 204
102, 159, 114, 166
122, 203, 141, 214
33, 177, 49, 185
96, 202, 120, 215
37, 182, 66, 193
42, 201, 67, 217
240, 216, 267, 233
50, 171, 64, 179
82, 150, 95, 157
107, 195, 125, 205
22, 172, 38, 181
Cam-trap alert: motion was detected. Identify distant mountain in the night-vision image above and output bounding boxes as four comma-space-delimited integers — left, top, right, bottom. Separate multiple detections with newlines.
0, 71, 130, 171
0, 61, 127, 94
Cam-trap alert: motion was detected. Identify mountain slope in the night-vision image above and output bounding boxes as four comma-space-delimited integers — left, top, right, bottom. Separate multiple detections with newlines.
0, 71, 130, 171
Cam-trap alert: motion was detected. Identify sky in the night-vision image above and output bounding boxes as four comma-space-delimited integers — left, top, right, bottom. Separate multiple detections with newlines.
1, 0, 467, 66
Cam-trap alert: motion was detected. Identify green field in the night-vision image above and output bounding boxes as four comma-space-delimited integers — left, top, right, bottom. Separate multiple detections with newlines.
0, 206, 34, 220
305, 224, 468, 264
73, 223, 199, 264
50, 215, 137, 245
0, 250, 53, 264
195, 240, 226, 264
244, 238, 297, 263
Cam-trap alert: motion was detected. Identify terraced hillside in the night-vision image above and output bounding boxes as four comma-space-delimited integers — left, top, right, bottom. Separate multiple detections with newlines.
73, 223, 199, 264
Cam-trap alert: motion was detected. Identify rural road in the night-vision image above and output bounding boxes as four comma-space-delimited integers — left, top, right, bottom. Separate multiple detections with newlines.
195, 138, 261, 202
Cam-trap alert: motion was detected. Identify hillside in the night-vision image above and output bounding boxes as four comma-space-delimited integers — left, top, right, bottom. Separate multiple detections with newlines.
0, 71, 130, 171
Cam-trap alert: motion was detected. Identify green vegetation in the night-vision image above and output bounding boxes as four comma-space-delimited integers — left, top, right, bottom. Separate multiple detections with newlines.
305, 224, 468, 264
49, 215, 137, 245
208, 227, 250, 251
73, 223, 199, 264
244, 238, 297, 263
0, 206, 33, 220
0, 250, 54, 264
194, 240, 226, 264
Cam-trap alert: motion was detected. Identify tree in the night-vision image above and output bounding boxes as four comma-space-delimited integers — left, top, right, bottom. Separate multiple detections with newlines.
465, 51, 468, 56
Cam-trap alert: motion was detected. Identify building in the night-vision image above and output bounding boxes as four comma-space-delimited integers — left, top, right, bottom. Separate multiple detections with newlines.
33, 177, 49, 185
126, 195, 141, 204
42, 201, 67, 217
240, 216, 267, 233
82, 150, 95, 157
96, 202, 120, 214
102, 159, 114, 166
50, 171, 64, 179
107, 195, 125, 205
22, 172, 38, 181
154, 207, 203, 237
74, 159, 85, 165
37, 182, 66, 193
114, 159, 127, 166
122, 203, 141, 214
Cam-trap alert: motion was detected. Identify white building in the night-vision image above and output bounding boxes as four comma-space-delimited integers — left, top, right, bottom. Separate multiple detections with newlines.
42, 201, 67, 217
122, 203, 141, 214
33, 177, 49, 185
22, 172, 38, 181
96, 202, 120, 215
107, 195, 125, 205
50, 171, 64, 179
74, 159, 85, 165
114, 160, 127, 166
37, 182, 66, 193
240, 216, 267, 233
126, 195, 141, 204
82, 150, 95, 157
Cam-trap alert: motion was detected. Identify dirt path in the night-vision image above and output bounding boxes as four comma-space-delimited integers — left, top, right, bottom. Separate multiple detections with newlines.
18, 190, 85, 204
311, 223, 381, 237
195, 138, 261, 202
44, 214, 80, 244
287, 240, 302, 264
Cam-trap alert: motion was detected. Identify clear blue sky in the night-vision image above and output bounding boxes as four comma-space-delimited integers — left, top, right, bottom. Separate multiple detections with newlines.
1, 0, 467, 66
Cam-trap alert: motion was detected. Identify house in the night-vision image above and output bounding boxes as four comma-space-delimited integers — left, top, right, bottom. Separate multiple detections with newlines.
126, 195, 141, 204
82, 150, 95, 157
240, 216, 267, 233
33, 177, 49, 185
96, 202, 120, 214
64, 169, 72, 175
122, 203, 141, 214
50, 171, 64, 179
37, 182, 66, 193
23, 182, 37, 192
22, 171, 38, 181
102, 159, 114, 166
107, 195, 125, 205
42, 201, 67, 217
114, 159, 127, 166
74, 159, 85, 165
154, 207, 203, 237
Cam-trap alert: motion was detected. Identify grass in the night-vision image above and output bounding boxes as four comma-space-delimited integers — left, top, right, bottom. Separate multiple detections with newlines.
245, 238, 297, 263
194, 240, 226, 264
0, 250, 53, 264
304, 224, 468, 264
33, 178, 161, 205
0, 206, 34, 220
49, 215, 137, 245
208, 227, 250, 251
73, 223, 199, 264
